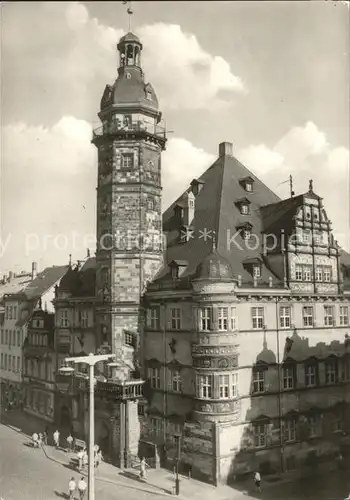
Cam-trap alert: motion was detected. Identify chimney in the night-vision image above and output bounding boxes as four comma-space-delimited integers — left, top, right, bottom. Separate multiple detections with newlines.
219, 142, 233, 158
87, 248, 90, 258
32, 262, 37, 280
8, 271, 13, 281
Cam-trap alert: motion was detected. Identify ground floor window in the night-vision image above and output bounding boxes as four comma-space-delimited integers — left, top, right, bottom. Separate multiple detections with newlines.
253, 424, 267, 448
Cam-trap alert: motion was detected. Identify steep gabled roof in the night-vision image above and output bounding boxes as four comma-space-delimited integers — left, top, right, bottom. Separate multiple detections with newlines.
23, 265, 69, 300
160, 151, 281, 284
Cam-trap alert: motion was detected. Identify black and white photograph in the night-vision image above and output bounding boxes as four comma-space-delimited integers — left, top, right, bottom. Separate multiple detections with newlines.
0, 1, 349, 499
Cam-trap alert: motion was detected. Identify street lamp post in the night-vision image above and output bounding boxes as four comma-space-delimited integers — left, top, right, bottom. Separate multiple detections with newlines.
174, 434, 181, 495
59, 352, 115, 500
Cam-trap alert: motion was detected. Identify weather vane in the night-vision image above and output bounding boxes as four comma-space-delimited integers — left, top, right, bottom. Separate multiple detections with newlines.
123, 1, 133, 31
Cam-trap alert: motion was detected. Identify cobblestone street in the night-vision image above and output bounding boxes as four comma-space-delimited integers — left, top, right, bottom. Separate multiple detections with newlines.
1, 417, 350, 500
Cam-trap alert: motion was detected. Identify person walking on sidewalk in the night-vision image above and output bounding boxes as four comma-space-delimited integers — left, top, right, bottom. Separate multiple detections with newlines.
95, 450, 103, 469
68, 477, 76, 500
43, 429, 48, 446
78, 477, 87, 499
67, 433, 73, 453
254, 471, 262, 493
139, 457, 148, 480
53, 429, 60, 449
32, 432, 39, 448
77, 449, 84, 472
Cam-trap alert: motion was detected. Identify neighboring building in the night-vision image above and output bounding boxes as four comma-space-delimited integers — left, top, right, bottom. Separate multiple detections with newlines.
51, 27, 350, 484
0, 263, 68, 409
142, 143, 350, 483
22, 307, 55, 422
0, 269, 34, 408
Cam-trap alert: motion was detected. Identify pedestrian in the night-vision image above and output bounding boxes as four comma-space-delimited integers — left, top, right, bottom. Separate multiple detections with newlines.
38, 433, 43, 447
94, 443, 99, 455
68, 477, 76, 500
53, 429, 60, 449
254, 471, 262, 493
77, 449, 84, 472
43, 430, 48, 446
139, 457, 148, 480
67, 433, 73, 453
32, 432, 39, 448
82, 448, 88, 468
95, 450, 103, 469
78, 477, 87, 499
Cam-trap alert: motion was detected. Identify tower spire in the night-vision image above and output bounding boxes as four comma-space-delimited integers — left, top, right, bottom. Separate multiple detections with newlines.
123, 1, 133, 32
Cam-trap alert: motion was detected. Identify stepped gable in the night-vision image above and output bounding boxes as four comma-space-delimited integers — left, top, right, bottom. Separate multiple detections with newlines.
160, 145, 282, 285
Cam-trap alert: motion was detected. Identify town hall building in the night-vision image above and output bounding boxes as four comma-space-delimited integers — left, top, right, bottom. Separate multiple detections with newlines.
52, 28, 350, 485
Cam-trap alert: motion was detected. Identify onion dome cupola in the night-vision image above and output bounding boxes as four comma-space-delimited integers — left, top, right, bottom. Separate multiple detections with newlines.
194, 249, 234, 281
99, 31, 160, 118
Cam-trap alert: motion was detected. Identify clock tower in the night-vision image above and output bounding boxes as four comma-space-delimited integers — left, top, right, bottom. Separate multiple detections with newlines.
92, 31, 166, 373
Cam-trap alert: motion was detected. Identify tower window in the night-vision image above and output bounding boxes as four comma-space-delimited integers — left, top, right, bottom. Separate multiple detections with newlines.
121, 153, 134, 169
146, 90, 152, 101
245, 182, 253, 192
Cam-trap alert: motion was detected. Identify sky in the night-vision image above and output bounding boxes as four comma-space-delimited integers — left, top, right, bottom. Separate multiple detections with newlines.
1, 0, 349, 274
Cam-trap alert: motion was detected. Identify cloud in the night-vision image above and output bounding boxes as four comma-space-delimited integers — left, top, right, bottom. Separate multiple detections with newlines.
1, 115, 215, 271
138, 23, 245, 109
237, 121, 349, 251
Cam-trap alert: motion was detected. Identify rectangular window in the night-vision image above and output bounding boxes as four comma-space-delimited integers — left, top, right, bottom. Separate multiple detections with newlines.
303, 265, 312, 281
340, 306, 349, 326
325, 360, 337, 384
147, 307, 159, 330
243, 229, 251, 240
124, 331, 134, 346
12, 330, 16, 345
148, 367, 161, 389
315, 266, 323, 282
200, 308, 211, 331
81, 310, 88, 328
324, 306, 334, 326
283, 366, 294, 390
17, 357, 20, 373
12, 356, 15, 372
171, 370, 182, 393
253, 424, 267, 448
331, 415, 344, 433
253, 265, 261, 278
5, 330, 8, 344
8, 306, 12, 320
170, 308, 181, 330
4, 354, 8, 370
60, 310, 69, 327
302, 230, 310, 244
295, 265, 303, 281
150, 417, 162, 436
230, 307, 236, 330
232, 372, 238, 397
305, 364, 317, 387
241, 204, 249, 215
309, 416, 321, 438
1, 330, 3, 344
323, 266, 332, 282
303, 307, 314, 327
13, 306, 17, 319
17, 331, 20, 347
251, 307, 264, 329
0, 353, 3, 369
219, 374, 229, 399
280, 306, 291, 329
121, 153, 134, 169
197, 375, 212, 399
218, 307, 228, 331
253, 370, 265, 393
284, 419, 296, 443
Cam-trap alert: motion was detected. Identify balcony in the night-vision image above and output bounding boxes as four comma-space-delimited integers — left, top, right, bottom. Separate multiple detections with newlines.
95, 378, 144, 400
92, 119, 166, 144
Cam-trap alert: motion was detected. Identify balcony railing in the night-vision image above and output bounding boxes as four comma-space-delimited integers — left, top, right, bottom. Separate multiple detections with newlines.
92, 119, 166, 141
95, 378, 144, 400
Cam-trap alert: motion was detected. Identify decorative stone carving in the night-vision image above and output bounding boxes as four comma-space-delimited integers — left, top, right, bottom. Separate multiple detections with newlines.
195, 400, 239, 414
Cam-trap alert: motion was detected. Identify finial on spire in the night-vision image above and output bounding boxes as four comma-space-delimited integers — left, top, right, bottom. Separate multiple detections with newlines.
123, 1, 133, 31
309, 179, 313, 193
69, 254, 72, 266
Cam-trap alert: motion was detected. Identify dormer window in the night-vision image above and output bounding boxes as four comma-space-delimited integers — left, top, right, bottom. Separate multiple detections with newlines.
235, 197, 251, 215
146, 90, 152, 101
243, 229, 251, 240
241, 204, 249, 215
190, 179, 205, 196
169, 260, 188, 280
237, 222, 253, 241
174, 205, 184, 220
239, 176, 254, 192
253, 265, 261, 278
